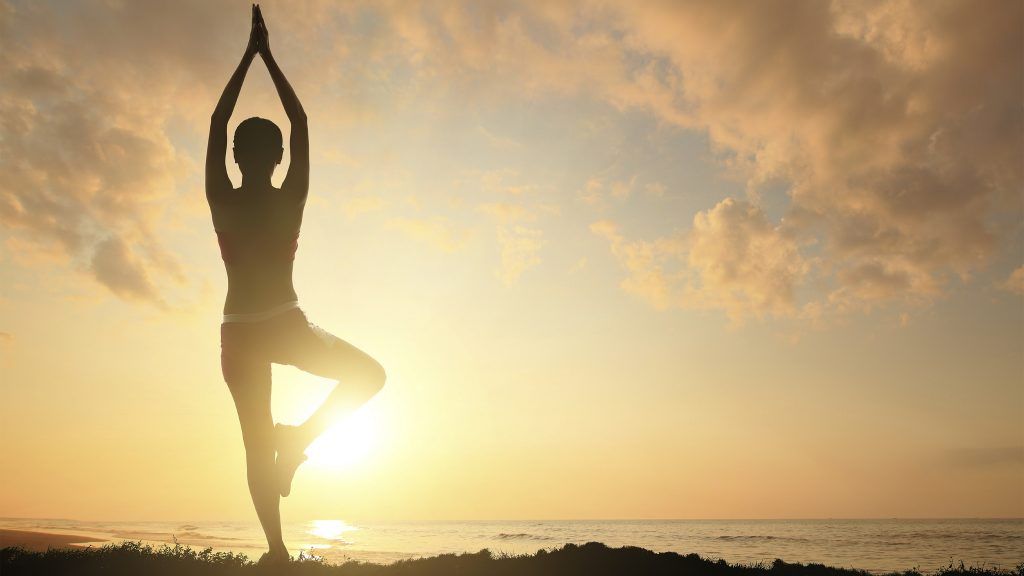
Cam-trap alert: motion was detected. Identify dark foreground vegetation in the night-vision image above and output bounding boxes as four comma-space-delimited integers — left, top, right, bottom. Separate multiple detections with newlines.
2, 541, 1021, 576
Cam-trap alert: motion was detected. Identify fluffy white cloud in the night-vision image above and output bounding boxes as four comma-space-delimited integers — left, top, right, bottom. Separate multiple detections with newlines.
365, 0, 1020, 319
688, 199, 807, 321
2, 0, 1018, 322
592, 199, 806, 322
586, 0, 1021, 320
0, 62, 186, 304
0, 0, 233, 304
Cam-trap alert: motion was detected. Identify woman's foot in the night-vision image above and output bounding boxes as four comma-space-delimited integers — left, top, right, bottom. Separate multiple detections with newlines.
275, 423, 309, 497
257, 548, 290, 566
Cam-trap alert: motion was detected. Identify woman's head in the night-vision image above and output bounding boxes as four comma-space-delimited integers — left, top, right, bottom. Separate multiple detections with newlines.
233, 117, 283, 180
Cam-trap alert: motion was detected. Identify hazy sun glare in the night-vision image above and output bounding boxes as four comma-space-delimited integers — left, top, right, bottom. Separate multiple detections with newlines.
264, 364, 388, 472
309, 519, 358, 541
304, 404, 381, 470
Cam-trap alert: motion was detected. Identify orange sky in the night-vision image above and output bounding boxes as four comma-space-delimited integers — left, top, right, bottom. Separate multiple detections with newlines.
0, 0, 1022, 522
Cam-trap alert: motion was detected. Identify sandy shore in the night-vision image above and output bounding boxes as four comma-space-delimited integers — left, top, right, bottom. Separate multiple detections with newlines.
0, 529, 107, 552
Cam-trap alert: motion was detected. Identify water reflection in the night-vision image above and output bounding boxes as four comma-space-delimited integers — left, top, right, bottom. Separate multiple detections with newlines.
308, 519, 357, 545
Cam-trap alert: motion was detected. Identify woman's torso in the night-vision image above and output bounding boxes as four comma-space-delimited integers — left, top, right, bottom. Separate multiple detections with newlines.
210, 186, 305, 315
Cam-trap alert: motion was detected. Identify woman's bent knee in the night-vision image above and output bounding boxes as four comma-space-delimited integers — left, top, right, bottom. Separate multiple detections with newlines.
347, 357, 384, 397
367, 358, 385, 394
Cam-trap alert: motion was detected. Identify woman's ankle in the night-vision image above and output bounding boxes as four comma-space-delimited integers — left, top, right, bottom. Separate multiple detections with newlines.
270, 543, 289, 557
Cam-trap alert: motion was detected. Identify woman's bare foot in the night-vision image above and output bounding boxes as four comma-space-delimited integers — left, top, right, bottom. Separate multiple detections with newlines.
258, 547, 290, 566
275, 423, 309, 497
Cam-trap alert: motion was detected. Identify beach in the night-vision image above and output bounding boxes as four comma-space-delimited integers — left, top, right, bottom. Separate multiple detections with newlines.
0, 529, 105, 552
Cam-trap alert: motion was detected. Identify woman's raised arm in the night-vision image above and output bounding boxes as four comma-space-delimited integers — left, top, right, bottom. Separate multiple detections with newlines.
255, 6, 309, 203
206, 6, 260, 203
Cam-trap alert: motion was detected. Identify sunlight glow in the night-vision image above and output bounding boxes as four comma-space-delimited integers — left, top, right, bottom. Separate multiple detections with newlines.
304, 403, 380, 470
308, 519, 358, 541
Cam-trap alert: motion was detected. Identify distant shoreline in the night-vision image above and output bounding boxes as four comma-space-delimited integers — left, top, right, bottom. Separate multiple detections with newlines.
0, 529, 106, 552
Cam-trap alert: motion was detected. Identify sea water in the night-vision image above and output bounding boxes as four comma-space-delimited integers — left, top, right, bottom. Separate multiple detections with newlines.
1, 517, 1021, 573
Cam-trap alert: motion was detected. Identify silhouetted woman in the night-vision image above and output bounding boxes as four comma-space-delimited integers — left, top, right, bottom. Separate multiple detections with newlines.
206, 5, 385, 564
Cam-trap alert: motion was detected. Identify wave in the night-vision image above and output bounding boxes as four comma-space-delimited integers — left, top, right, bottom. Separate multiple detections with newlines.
495, 533, 555, 541
109, 530, 241, 542
175, 531, 242, 541
714, 535, 811, 543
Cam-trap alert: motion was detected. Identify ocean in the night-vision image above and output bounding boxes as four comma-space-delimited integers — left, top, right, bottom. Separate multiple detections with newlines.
1, 517, 1020, 573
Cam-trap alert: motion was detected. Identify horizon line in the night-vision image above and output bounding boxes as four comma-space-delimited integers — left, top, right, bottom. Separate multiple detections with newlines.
2, 515, 1021, 524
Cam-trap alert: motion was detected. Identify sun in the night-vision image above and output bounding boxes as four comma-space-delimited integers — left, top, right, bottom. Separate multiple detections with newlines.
303, 402, 380, 470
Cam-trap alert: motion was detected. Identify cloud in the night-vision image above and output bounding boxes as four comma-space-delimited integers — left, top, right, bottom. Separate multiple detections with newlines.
999, 266, 1024, 295
387, 217, 471, 253
0, 0, 233, 305
578, 176, 637, 207
0, 0, 391, 306
2, 0, 1019, 322
496, 226, 544, 285
89, 236, 161, 304
688, 199, 808, 321
609, 178, 634, 200
0, 66, 185, 303
592, 199, 807, 322
578, 178, 604, 206
582, 1, 1022, 321
476, 203, 534, 224
468, 169, 557, 285
341, 196, 388, 220
366, 0, 1020, 320
589, 219, 684, 311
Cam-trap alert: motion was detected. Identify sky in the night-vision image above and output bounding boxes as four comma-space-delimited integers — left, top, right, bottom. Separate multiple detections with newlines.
0, 0, 1022, 523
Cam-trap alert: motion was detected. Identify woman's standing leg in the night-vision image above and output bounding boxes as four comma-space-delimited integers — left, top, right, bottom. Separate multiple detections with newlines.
222, 325, 288, 558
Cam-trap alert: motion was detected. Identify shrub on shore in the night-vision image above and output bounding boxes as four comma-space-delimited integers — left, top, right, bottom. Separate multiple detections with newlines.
2, 540, 1021, 576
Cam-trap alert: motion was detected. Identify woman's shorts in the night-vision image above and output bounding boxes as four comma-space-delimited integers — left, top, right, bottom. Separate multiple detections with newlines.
220, 306, 347, 390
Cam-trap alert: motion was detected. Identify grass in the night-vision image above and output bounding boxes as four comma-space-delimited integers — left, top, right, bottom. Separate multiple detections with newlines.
2, 540, 1021, 576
